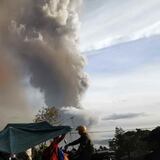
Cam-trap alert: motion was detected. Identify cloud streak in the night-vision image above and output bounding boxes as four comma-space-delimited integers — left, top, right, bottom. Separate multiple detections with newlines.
80, 0, 160, 51
103, 113, 146, 121
85, 35, 160, 75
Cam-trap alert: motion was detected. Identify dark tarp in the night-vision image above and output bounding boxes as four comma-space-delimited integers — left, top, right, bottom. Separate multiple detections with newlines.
0, 121, 71, 154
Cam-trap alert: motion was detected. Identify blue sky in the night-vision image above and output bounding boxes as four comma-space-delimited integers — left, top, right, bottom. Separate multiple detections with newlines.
79, 0, 160, 139
80, 0, 160, 51
85, 36, 160, 75
22, 0, 160, 141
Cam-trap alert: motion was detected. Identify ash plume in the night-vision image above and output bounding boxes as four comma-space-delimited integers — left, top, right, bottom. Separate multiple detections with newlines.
0, 51, 32, 128
0, 0, 89, 125
60, 107, 98, 128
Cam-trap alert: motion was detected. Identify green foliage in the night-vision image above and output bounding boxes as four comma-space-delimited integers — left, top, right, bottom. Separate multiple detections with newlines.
34, 106, 59, 125
109, 127, 125, 159
146, 126, 160, 151
109, 127, 151, 160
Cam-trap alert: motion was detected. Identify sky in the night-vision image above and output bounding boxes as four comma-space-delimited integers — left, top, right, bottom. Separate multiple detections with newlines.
0, 0, 160, 146
79, 0, 160, 140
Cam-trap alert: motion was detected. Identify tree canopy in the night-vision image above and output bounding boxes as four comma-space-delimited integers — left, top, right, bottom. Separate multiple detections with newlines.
34, 106, 59, 125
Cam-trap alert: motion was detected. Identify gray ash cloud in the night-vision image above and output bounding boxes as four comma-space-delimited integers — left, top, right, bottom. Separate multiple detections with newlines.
0, 0, 90, 126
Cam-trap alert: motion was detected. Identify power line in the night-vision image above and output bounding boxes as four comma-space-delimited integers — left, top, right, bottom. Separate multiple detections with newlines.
70, 126, 155, 134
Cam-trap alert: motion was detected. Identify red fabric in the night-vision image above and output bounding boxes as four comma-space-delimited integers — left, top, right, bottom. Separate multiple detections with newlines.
50, 135, 65, 160
50, 142, 58, 160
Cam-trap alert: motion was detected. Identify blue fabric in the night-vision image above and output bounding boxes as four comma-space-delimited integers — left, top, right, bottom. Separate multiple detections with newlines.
58, 148, 64, 160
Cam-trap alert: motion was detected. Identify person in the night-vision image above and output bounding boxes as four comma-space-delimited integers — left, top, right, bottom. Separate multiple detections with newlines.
65, 125, 94, 160
9, 154, 18, 160
42, 134, 67, 160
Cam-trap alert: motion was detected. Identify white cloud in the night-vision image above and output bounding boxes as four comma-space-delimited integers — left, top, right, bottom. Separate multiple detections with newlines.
133, 21, 160, 39
81, 21, 160, 52
59, 106, 99, 128
82, 63, 160, 132
80, 0, 160, 52
78, 0, 160, 142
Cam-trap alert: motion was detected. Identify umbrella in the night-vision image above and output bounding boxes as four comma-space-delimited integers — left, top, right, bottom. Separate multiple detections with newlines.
0, 121, 71, 154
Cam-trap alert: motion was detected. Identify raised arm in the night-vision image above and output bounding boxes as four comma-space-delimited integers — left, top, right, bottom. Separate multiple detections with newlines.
54, 134, 65, 144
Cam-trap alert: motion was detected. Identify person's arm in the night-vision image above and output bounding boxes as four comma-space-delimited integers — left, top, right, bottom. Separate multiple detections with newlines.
54, 134, 65, 144
68, 138, 81, 146
65, 137, 81, 150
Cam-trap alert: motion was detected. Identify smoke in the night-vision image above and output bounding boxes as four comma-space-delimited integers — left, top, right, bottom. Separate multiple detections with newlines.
0, 51, 32, 128
60, 107, 98, 128
0, 0, 90, 126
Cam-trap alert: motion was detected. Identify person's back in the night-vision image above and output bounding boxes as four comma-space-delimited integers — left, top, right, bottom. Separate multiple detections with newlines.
65, 125, 94, 160
78, 132, 94, 160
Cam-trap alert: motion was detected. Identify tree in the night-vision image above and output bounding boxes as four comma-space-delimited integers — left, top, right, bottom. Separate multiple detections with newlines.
109, 127, 125, 160
109, 127, 151, 160
34, 106, 59, 125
